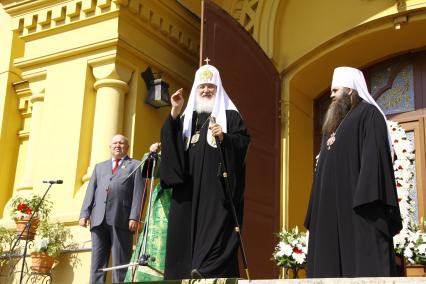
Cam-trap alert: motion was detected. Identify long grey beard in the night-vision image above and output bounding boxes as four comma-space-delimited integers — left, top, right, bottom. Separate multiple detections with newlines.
195, 95, 215, 114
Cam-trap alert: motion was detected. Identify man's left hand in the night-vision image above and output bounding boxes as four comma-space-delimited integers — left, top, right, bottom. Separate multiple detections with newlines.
210, 123, 224, 142
129, 220, 140, 232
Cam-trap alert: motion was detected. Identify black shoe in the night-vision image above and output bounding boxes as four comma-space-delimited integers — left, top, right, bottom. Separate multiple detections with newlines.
191, 269, 204, 279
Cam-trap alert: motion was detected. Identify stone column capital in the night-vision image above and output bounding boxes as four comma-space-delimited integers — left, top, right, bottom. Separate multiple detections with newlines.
29, 93, 45, 103
23, 70, 47, 97
89, 58, 133, 83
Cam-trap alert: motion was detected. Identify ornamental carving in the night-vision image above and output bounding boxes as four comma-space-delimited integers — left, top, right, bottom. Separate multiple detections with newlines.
230, 0, 260, 35
4, 0, 198, 56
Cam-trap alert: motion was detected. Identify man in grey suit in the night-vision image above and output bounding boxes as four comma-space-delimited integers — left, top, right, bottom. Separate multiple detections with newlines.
79, 134, 143, 283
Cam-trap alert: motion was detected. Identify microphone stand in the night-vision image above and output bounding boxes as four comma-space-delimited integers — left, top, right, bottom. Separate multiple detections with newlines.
210, 117, 250, 280
99, 152, 164, 279
133, 153, 159, 281
122, 158, 147, 185
9, 181, 58, 284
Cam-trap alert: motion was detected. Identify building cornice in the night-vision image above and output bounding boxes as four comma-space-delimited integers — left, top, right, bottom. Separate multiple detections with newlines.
3, 0, 199, 59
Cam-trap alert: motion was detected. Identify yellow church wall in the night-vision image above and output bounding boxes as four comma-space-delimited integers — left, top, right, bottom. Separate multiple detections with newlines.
0, 0, 199, 282
0, 7, 24, 218
286, 82, 314, 230
278, 0, 400, 70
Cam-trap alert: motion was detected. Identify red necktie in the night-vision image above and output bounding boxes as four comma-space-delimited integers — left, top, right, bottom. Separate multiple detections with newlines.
112, 159, 121, 174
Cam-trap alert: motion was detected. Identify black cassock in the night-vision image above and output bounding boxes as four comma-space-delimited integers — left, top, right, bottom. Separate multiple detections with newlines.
160, 110, 250, 279
305, 102, 402, 277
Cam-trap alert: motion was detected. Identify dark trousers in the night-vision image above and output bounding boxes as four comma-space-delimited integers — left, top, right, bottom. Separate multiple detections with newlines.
90, 220, 132, 283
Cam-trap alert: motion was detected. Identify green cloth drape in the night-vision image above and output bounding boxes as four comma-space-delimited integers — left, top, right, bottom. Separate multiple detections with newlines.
124, 153, 171, 282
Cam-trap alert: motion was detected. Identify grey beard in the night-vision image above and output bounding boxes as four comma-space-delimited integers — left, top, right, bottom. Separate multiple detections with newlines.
195, 96, 215, 114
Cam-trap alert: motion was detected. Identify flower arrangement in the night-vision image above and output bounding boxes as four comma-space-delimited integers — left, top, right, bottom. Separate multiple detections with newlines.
272, 226, 308, 267
388, 121, 426, 265
31, 218, 74, 258
398, 220, 426, 265
9, 194, 52, 221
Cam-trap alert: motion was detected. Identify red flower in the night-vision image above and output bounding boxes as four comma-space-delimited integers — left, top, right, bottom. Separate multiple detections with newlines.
394, 139, 399, 143
397, 183, 402, 187
17, 203, 28, 211
293, 247, 303, 254
392, 128, 396, 131
25, 208, 32, 215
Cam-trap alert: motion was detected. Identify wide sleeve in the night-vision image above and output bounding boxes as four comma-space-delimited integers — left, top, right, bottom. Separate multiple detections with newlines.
352, 107, 402, 237
160, 114, 186, 187
222, 110, 250, 203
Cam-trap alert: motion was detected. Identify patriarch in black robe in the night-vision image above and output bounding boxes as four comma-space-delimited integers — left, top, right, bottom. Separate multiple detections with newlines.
160, 64, 250, 279
305, 67, 402, 277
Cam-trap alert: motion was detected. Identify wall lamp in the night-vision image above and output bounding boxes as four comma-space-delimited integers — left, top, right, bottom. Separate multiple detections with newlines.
141, 67, 171, 108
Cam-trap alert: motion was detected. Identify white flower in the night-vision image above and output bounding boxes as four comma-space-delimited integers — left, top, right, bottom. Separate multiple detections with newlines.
33, 236, 49, 252
416, 244, 426, 255
293, 252, 306, 264
279, 242, 293, 256
404, 246, 414, 258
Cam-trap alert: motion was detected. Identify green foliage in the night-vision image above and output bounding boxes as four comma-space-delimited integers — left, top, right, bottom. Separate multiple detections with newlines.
0, 226, 15, 256
9, 194, 52, 221
32, 219, 74, 258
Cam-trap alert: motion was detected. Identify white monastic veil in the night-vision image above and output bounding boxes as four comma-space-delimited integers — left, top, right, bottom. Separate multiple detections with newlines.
331, 66, 394, 157
181, 64, 238, 150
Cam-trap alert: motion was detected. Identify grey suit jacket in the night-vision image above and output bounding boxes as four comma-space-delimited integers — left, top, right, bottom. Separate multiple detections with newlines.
80, 156, 143, 230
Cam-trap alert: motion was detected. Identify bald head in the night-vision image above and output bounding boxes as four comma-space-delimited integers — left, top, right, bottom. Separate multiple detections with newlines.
109, 134, 129, 159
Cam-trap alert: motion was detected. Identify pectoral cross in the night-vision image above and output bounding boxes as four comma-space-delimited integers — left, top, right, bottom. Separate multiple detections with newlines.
204, 57, 210, 65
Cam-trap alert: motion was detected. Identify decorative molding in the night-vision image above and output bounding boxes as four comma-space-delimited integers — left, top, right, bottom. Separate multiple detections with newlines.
89, 56, 133, 82
7, 0, 119, 36
11, 70, 47, 137
13, 80, 32, 119
4, 0, 199, 57
119, 0, 199, 56
231, 0, 260, 35
14, 39, 119, 70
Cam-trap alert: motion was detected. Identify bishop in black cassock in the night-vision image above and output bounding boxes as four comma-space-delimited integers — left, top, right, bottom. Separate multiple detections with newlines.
160, 64, 250, 279
305, 67, 402, 277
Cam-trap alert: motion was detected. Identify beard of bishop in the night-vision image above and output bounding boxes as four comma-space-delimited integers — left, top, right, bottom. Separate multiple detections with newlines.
322, 90, 354, 136
195, 93, 216, 114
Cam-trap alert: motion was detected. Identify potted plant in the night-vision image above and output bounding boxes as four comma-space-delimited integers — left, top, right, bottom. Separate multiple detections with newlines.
272, 226, 308, 278
0, 226, 16, 268
30, 218, 74, 274
9, 194, 52, 240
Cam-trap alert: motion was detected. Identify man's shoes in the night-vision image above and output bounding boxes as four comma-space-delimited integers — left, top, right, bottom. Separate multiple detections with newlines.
191, 269, 204, 279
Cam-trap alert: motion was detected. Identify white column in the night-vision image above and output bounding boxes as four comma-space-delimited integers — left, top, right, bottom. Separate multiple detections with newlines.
82, 61, 132, 183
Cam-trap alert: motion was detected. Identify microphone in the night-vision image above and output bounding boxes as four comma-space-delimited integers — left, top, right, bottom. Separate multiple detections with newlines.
148, 151, 158, 160
42, 180, 63, 184
209, 116, 221, 145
